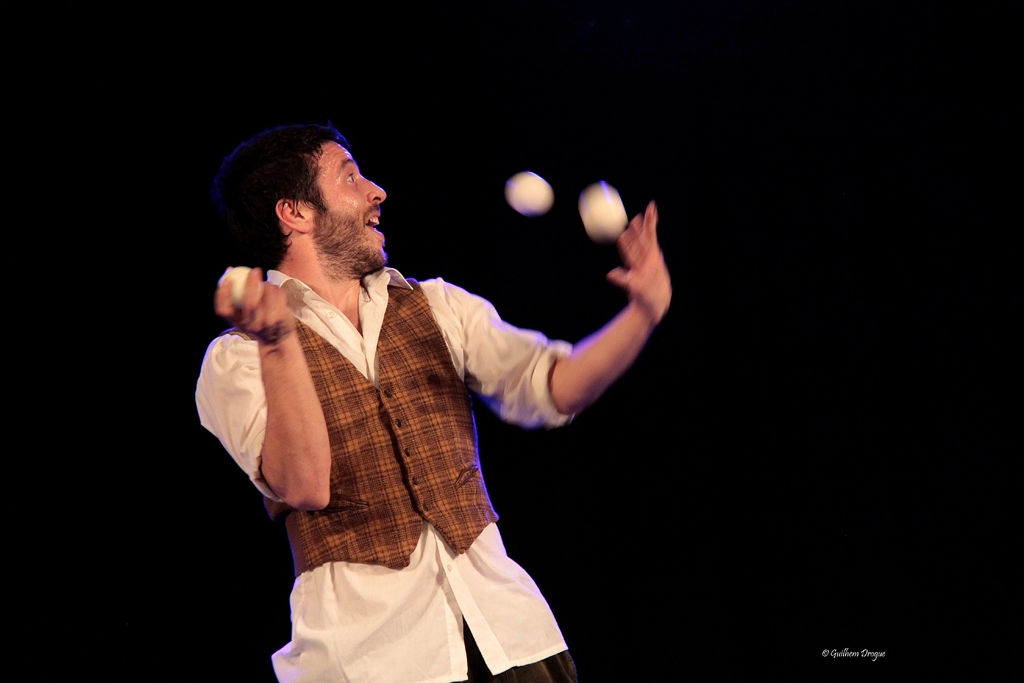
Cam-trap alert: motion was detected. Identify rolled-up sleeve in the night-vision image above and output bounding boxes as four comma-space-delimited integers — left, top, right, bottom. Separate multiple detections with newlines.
196, 334, 280, 499
419, 278, 574, 429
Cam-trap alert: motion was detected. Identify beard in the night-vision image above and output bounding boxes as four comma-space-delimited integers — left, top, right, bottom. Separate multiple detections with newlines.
312, 207, 388, 281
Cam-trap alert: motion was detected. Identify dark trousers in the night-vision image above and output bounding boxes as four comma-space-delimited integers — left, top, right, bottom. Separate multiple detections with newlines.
463, 623, 578, 683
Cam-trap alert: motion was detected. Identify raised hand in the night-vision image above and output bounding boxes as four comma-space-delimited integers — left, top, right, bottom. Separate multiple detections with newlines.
214, 267, 295, 346
606, 201, 672, 325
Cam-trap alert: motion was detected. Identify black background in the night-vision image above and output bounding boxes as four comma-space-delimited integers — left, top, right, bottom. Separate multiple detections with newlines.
130, 2, 1014, 680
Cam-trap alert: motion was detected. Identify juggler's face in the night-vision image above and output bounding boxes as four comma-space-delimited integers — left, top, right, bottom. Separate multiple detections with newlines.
312, 142, 388, 280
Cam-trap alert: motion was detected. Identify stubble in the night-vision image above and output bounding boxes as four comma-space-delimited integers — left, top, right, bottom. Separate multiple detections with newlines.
312, 208, 388, 281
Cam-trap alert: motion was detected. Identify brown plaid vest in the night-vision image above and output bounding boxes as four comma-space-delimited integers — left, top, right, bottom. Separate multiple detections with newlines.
266, 282, 498, 574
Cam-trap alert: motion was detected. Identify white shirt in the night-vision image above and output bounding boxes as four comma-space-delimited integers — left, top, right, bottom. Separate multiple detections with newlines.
196, 268, 573, 683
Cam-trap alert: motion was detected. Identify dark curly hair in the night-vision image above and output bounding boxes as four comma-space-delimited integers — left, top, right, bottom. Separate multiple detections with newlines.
211, 123, 351, 269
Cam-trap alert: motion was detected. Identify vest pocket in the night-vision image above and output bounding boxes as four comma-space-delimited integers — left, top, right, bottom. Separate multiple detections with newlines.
321, 495, 369, 512
454, 465, 480, 489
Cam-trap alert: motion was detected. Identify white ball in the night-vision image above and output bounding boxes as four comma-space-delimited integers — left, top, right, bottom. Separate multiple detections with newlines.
505, 171, 554, 217
219, 266, 252, 307
578, 181, 627, 244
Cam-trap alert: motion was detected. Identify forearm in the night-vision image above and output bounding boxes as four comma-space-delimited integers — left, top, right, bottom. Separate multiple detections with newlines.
212, 268, 332, 510
548, 301, 659, 415
258, 332, 333, 510
549, 199, 672, 415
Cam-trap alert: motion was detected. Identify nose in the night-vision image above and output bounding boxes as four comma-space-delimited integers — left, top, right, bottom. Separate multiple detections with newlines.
366, 179, 386, 205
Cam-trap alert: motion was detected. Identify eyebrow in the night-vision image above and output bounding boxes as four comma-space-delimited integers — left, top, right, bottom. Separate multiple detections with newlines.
337, 158, 358, 177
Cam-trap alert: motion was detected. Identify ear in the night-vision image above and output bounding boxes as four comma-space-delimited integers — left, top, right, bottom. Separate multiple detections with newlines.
276, 198, 316, 236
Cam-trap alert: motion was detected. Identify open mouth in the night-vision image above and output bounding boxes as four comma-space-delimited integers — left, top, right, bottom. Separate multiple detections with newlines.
366, 214, 384, 245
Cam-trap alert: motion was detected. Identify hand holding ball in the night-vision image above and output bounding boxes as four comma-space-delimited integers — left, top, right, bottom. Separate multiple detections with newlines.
579, 182, 628, 244
214, 267, 295, 342
219, 266, 252, 308
505, 171, 554, 217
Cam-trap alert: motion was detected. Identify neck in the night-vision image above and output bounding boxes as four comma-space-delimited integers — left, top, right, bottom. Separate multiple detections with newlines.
278, 251, 365, 333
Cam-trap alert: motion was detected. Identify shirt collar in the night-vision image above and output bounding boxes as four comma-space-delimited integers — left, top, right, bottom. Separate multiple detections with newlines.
267, 267, 413, 296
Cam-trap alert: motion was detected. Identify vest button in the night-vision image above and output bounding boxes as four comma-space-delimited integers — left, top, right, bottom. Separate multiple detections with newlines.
384, 389, 393, 398
395, 419, 403, 428
412, 477, 419, 485
404, 449, 411, 457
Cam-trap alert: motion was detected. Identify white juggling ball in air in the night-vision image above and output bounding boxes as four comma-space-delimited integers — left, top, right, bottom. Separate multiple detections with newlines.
578, 181, 628, 244
219, 266, 252, 307
505, 171, 555, 216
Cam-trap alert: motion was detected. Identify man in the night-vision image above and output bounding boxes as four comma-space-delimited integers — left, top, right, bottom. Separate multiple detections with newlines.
197, 123, 671, 682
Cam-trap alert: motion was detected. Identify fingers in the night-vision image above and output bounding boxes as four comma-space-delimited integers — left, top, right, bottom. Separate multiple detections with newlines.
626, 201, 657, 233
607, 199, 671, 321
615, 232, 634, 267
616, 200, 660, 267
214, 267, 272, 329
645, 200, 658, 239
617, 218, 644, 266
606, 266, 630, 291
214, 275, 235, 319
239, 267, 265, 314
631, 201, 658, 252
213, 267, 297, 346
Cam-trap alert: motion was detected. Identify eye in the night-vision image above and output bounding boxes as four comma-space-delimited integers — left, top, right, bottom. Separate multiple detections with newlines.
346, 173, 356, 183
